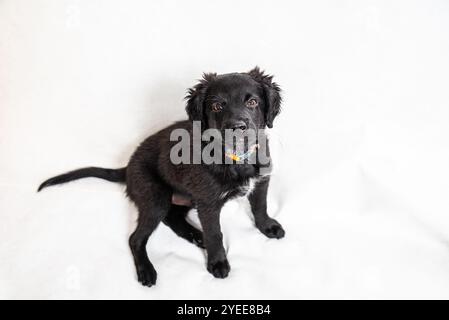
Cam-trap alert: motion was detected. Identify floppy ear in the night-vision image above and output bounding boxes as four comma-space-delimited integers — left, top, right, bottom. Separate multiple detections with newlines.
185, 72, 217, 123
248, 67, 282, 128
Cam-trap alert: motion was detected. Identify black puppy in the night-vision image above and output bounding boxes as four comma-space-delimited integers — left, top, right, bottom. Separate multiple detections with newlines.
38, 67, 285, 287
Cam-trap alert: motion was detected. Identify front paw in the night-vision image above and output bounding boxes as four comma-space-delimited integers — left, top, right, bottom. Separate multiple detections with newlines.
207, 258, 230, 279
136, 262, 157, 287
257, 218, 285, 239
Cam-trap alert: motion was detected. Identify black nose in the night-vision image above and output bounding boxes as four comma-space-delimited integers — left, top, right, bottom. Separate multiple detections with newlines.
228, 121, 247, 131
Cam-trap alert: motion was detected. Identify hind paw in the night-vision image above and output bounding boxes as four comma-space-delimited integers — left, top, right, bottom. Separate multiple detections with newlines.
189, 230, 205, 248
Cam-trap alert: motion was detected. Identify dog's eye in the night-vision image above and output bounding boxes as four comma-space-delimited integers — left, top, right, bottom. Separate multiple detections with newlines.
211, 102, 223, 112
246, 98, 258, 108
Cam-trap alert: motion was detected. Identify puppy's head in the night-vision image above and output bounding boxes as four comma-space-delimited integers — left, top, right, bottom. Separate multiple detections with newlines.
185, 67, 281, 131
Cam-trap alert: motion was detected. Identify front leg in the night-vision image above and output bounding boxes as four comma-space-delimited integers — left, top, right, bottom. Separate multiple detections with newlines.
197, 201, 230, 278
248, 177, 285, 239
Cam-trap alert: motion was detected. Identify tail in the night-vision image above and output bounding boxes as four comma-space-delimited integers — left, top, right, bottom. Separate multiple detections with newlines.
37, 167, 127, 192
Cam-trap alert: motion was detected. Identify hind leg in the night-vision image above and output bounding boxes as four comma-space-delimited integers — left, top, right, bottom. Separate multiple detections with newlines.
163, 205, 204, 248
128, 178, 171, 287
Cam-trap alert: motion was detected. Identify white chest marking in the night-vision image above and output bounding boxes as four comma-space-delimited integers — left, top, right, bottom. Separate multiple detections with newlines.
219, 177, 261, 200
245, 178, 257, 196
237, 177, 258, 198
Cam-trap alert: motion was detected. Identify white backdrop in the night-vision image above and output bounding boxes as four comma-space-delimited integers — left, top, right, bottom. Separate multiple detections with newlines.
1, 0, 449, 299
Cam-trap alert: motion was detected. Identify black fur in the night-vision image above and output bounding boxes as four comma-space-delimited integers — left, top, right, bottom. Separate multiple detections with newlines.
38, 167, 126, 191
38, 67, 284, 287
